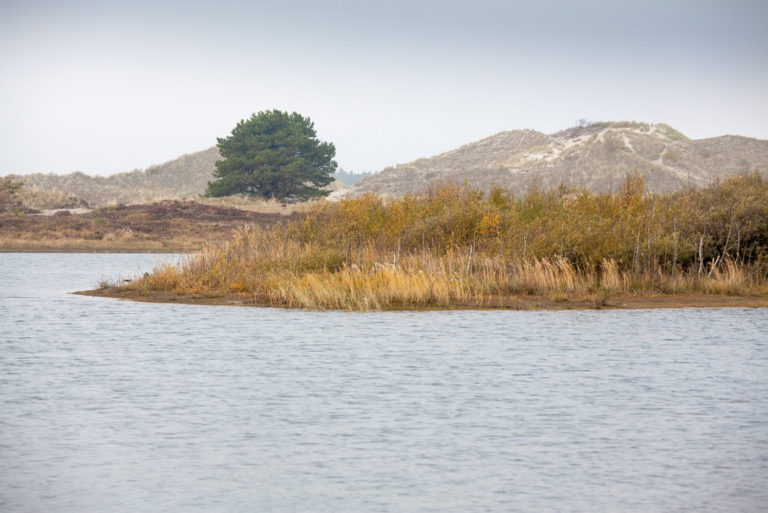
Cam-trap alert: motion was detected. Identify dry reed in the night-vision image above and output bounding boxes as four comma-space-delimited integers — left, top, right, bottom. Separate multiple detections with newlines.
109, 176, 768, 310
116, 226, 768, 311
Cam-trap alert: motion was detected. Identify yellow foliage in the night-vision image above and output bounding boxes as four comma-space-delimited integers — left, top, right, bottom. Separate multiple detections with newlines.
115, 174, 768, 310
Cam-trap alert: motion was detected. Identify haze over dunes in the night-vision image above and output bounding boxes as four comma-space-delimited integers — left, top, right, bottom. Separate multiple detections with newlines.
335, 122, 768, 198
10, 122, 768, 209
17, 147, 220, 208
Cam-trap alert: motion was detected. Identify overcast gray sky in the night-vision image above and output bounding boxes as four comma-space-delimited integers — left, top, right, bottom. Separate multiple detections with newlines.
1, 0, 767, 175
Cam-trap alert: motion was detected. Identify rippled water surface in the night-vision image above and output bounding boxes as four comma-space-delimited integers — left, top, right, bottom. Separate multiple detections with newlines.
1, 253, 767, 512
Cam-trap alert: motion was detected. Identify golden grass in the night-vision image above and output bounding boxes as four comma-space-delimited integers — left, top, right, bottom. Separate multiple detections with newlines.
89, 176, 768, 310
108, 225, 768, 311
195, 195, 307, 214
0, 236, 177, 252
0, 233, 207, 252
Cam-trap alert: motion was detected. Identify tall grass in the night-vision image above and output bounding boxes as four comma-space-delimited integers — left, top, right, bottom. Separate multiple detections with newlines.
117, 174, 768, 310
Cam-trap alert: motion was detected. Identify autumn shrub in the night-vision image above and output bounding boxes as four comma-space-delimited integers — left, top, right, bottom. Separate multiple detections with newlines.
117, 173, 768, 309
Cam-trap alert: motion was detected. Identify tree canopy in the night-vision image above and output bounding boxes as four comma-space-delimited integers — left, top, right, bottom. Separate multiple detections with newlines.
205, 110, 337, 202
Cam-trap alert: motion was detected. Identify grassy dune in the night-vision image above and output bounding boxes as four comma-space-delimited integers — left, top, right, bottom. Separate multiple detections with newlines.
90, 173, 768, 310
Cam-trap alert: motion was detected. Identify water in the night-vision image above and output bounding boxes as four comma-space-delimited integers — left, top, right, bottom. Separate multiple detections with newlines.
1, 253, 767, 512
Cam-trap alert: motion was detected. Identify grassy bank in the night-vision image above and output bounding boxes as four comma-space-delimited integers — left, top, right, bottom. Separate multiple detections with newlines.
0, 200, 298, 252
92, 173, 768, 310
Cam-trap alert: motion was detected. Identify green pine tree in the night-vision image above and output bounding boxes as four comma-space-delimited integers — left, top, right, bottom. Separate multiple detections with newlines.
205, 110, 337, 202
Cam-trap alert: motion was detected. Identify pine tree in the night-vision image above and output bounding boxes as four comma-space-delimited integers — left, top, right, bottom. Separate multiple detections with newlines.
205, 110, 337, 202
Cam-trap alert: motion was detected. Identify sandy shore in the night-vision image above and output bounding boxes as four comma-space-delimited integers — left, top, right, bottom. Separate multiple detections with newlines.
75, 287, 768, 311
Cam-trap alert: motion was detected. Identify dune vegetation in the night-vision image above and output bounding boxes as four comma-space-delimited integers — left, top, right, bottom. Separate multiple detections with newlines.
0, 201, 297, 252
93, 173, 768, 310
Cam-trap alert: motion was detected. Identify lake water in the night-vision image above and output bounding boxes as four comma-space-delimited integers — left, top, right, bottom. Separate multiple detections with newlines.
1, 253, 767, 512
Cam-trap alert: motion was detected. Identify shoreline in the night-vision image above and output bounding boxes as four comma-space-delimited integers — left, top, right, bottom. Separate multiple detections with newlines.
75, 287, 768, 311
1, 246, 194, 253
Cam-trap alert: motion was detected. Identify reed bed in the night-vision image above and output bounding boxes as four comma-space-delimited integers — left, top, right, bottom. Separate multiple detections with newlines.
113, 173, 768, 310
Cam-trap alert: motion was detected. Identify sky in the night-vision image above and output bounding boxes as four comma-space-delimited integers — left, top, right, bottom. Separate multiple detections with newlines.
1, 0, 767, 176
